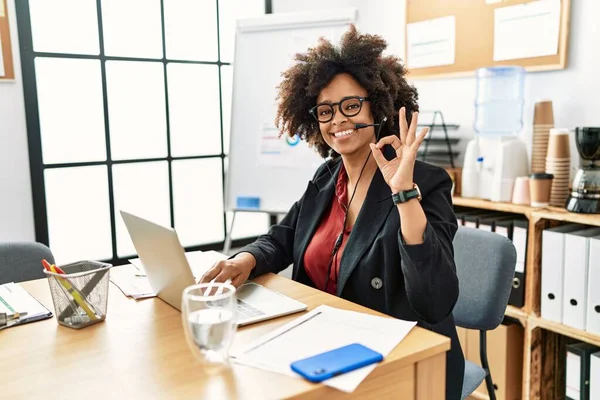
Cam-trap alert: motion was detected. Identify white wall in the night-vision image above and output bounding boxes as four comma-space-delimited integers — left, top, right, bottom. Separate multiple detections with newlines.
273, 0, 405, 58
273, 0, 598, 170
0, 0, 35, 241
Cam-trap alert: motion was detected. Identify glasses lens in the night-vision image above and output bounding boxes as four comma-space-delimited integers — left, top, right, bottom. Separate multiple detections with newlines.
340, 97, 362, 117
316, 104, 334, 122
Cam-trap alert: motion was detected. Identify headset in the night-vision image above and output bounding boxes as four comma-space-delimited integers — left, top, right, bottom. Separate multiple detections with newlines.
322, 116, 388, 292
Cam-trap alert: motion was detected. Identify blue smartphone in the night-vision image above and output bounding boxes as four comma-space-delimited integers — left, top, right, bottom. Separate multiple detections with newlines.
290, 343, 383, 383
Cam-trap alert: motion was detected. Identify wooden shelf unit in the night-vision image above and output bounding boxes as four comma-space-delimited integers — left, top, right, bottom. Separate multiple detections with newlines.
452, 196, 600, 400
530, 316, 600, 348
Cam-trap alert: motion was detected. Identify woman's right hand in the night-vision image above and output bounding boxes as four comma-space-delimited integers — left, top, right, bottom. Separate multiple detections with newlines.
199, 252, 256, 288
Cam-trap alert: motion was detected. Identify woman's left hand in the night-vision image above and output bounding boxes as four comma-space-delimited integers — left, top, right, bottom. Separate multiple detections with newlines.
369, 107, 429, 193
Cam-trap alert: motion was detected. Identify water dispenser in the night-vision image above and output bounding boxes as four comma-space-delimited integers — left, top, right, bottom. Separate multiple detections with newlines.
462, 66, 530, 201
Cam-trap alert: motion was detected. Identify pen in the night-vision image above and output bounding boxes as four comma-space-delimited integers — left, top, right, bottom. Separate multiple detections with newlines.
242, 311, 323, 355
0, 312, 28, 327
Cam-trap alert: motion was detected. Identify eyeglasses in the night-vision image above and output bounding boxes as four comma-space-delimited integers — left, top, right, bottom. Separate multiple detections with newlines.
309, 96, 370, 123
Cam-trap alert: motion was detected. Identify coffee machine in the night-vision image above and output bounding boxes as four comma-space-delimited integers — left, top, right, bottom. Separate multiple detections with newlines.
566, 127, 600, 213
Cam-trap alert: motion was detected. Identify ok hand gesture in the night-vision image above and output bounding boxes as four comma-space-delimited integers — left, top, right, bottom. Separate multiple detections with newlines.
369, 107, 429, 193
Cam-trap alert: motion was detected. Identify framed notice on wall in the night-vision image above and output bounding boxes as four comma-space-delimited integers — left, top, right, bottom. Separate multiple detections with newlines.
0, 0, 15, 80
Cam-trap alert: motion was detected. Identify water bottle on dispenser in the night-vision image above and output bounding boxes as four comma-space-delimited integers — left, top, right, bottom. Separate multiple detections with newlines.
462, 66, 530, 201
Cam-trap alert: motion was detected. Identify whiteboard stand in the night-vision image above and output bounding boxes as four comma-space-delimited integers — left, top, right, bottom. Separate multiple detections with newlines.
224, 10, 357, 236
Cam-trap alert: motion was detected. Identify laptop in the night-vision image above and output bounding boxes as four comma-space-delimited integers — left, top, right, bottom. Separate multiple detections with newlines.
119, 211, 307, 326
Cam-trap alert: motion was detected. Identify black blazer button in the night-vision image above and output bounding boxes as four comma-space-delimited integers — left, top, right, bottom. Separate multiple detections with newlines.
371, 277, 383, 289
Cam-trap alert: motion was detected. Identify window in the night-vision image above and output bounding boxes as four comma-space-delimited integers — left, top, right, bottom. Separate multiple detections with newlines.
17, 0, 268, 265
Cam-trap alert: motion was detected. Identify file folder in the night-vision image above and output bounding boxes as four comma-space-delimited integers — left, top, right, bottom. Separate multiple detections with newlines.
455, 210, 491, 227
586, 235, 600, 336
541, 224, 585, 323
563, 227, 600, 330
509, 218, 528, 308
494, 218, 514, 239
479, 214, 518, 234
591, 351, 600, 400
464, 212, 504, 230
566, 342, 599, 400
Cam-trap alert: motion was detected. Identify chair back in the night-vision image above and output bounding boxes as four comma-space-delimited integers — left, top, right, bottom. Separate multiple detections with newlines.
452, 226, 517, 330
0, 242, 55, 284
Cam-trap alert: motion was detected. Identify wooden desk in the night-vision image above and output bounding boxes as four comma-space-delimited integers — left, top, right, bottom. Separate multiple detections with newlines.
0, 273, 449, 399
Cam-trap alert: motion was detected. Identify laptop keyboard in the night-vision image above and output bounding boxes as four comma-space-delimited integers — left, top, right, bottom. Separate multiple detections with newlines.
237, 298, 266, 319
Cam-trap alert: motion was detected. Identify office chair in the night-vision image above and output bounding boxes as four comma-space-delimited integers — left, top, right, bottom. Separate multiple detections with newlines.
453, 226, 517, 400
0, 242, 54, 284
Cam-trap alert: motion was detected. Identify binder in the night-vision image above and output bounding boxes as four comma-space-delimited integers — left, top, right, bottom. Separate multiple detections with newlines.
509, 218, 528, 308
483, 214, 519, 236
591, 351, 600, 400
454, 208, 470, 227
541, 224, 585, 323
494, 218, 514, 239
566, 342, 599, 400
563, 227, 600, 330
464, 212, 504, 230
586, 235, 600, 335
455, 210, 491, 227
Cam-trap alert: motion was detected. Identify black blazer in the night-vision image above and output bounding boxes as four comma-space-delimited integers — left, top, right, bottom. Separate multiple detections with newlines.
240, 157, 464, 400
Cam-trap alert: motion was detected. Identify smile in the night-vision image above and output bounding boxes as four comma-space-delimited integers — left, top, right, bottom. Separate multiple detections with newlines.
331, 129, 355, 138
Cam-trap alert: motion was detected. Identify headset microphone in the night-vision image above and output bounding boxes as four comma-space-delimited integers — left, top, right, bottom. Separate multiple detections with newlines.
354, 116, 388, 131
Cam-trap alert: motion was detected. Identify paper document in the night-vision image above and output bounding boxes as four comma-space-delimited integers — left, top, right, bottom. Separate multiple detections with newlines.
407, 16, 456, 69
231, 305, 417, 393
493, 0, 561, 61
0, 282, 53, 330
110, 250, 227, 299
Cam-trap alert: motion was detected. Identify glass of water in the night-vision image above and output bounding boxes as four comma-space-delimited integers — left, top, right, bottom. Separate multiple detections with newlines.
182, 283, 238, 366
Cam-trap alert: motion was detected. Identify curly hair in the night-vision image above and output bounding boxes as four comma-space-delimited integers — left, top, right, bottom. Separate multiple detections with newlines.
274, 25, 419, 159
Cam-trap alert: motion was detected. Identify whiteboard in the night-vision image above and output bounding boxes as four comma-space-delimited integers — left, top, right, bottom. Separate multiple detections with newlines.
225, 9, 357, 214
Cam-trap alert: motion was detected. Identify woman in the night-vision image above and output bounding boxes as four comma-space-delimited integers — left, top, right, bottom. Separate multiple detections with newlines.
201, 25, 464, 399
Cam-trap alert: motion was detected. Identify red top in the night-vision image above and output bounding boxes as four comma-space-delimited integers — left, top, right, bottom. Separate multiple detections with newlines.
303, 165, 352, 294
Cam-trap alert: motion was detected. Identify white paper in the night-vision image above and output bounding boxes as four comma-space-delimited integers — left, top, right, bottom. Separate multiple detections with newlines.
0, 31, 5, 77
110, 250, 227, 299
257, 124, 322, 169
493, 0, 561, 61
566, 351, 581, 400
407, 16, 456, 69
232, 305, 416, 393
110, 264, 155, 299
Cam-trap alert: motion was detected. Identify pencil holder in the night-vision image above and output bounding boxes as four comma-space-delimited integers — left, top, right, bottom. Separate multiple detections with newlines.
44, 261, 112, 329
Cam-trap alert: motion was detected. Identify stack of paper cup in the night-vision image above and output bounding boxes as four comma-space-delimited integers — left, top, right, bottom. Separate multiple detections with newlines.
532, 100, 554, 173
545, 128, 571, 207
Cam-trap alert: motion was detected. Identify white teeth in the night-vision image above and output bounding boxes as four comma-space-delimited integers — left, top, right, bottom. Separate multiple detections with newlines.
333, 129, 354, 138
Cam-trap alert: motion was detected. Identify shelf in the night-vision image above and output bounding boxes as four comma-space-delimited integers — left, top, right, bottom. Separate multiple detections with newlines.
418, 123, 460, 130
422, 138, 460, 145
452, 197, 600, 225
505, 305, 528, 325
452, 197, 534, 215
530, 316, 600, 347
532, 207, 600, 226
